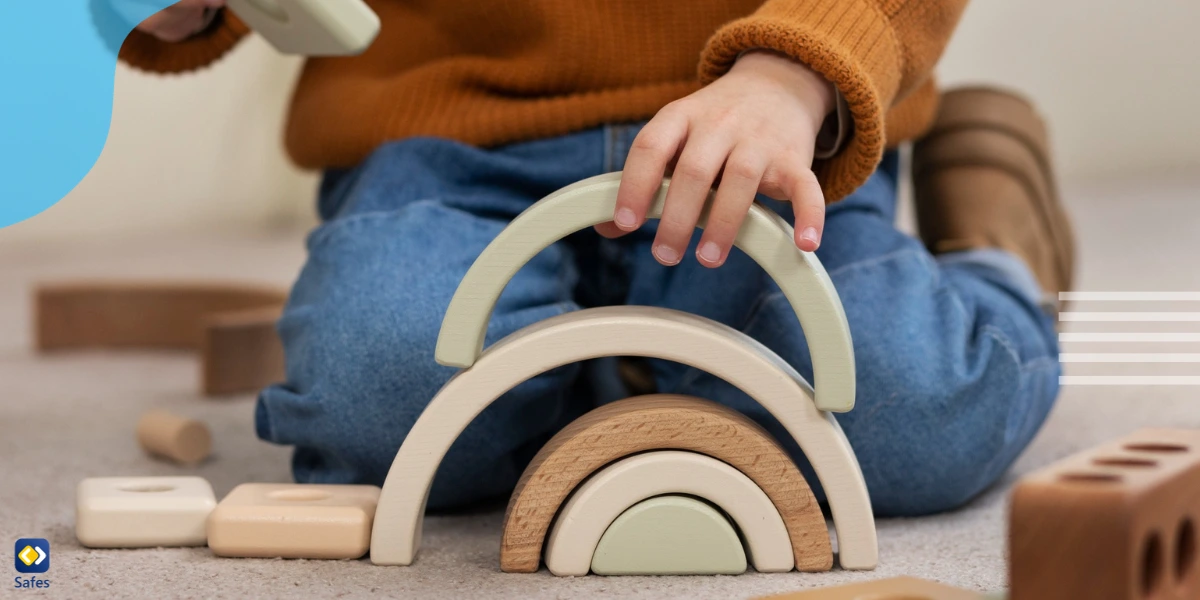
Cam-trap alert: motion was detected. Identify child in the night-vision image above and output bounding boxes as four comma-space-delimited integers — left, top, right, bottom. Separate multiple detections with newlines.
121, 0, 1073, 515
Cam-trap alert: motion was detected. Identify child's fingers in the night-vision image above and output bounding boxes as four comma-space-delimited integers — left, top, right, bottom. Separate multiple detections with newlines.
786, 166, 826, 252
614, 109, 687, 234
654, 131, 731, 266
137, 1, 214, 42
593, 221, 625, 239
695, 147, 765, 268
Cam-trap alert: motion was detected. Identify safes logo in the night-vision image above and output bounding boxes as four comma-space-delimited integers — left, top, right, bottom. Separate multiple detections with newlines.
13, 538, 50, 591
14, 539, 48, 574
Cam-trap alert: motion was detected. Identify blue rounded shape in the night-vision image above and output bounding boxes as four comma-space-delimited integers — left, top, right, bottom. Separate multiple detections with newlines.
0, 0, 176, 230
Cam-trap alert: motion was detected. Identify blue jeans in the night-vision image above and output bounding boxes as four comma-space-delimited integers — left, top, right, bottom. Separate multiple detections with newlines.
256, 124, 1061, 517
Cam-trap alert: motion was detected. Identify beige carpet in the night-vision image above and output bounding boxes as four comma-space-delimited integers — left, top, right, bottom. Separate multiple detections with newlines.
3, 177, 1199, 599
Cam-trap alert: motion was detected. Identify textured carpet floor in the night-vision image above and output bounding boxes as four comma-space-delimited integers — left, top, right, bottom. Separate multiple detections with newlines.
2, 177, 1199, 599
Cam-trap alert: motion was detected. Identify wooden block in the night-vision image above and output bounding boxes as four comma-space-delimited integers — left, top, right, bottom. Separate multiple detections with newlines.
756, 576, 986, 599
34, 281, 286, 396
201, 306, 285, 396
433, 172, 856, 414
225, 0, 380, 56
370, 309, 875, 569
544, 450, 793, 576
75, 476, 216, 548
590, 495, 747, 576
1010, 428, 1200, 600
207, 483, 379, 559
135, 409, 212, 465
503, 395, 831, 574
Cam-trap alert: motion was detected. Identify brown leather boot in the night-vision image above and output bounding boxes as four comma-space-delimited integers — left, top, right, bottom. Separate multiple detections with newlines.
913, 87, 1076, 311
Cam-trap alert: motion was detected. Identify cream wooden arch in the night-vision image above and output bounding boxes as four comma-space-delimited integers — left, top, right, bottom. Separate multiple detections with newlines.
543, 450, 794, 576
434, 172, 856, 414
370, 307, 876, 569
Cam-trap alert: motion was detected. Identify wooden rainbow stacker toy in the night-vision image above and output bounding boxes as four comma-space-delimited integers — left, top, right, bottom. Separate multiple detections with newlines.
369, 172, 877, 575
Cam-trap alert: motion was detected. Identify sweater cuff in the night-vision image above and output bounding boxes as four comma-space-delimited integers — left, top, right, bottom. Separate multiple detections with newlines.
699, 0, 902, 202
117, 8, 251, 74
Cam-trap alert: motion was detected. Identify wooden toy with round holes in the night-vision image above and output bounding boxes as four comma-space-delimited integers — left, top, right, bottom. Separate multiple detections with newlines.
207, 483, 380, 559
76, 476, 217, 548
369, 172, 874, 571
1009, 428, 1200, 600
34, 282, 286, 396
542, 448, 795, 575
225, 0, 380, 56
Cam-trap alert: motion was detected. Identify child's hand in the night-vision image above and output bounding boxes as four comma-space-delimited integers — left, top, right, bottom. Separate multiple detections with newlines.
134, 0, 225, 42
599, 51, 835, 267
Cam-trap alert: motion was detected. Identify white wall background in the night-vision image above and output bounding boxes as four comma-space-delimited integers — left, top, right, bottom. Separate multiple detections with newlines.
4, 0, 1199, 243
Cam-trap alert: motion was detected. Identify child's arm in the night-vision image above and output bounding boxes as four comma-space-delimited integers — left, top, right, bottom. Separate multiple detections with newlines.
118, 0, 249, 73
605, 0, 969, 267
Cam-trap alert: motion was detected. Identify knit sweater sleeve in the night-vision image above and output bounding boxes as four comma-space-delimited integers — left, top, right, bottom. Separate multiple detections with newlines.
117, 9, 251, 74
699, 0, 968, 201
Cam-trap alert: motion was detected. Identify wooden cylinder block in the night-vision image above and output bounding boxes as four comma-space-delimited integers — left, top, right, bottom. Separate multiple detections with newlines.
136, 410, 212, 465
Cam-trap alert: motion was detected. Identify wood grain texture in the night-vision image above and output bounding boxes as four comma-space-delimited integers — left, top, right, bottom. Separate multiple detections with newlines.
589, 495, 747, 576
369, 308, 875, 569
201, 306, 285, 396
35, 281, 285, 396
434, 171, 856, 414
541, 449, 798, 576
755, 576, 985, 599
1010, 428, 1200, 600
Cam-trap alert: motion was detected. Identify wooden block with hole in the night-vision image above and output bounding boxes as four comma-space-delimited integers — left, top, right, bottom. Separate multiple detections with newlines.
1009, 428, 1200, 600
207, 483, 380, 559
76, 477, 217, 548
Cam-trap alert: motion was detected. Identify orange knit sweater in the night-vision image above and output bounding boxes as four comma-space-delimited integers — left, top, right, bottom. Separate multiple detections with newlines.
119, 0, 966, 201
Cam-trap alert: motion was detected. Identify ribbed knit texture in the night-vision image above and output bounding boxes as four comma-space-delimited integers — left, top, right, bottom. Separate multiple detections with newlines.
120, 0, 966, 201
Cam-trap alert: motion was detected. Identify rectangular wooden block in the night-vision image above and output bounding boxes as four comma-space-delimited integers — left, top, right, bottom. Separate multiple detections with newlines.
756, 576, 985, 599
207, 483, 380, 559
76, 477, 217, 548
1010, 428, 1200, 600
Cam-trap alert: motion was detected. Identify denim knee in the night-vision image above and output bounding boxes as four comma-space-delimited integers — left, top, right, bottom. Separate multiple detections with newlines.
844, 328, 1059, 516
256, 279, 458, 486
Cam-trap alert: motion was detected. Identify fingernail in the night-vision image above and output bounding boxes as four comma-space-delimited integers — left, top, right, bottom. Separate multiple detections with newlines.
614, 208, 637, 229
800, 227, 821, 246
653, 245, 681, 265
697, 241, 722, 264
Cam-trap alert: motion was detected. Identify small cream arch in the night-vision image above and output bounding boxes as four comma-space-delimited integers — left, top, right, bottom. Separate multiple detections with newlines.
370, 307, 876, 569
434, 172, 856, 414
543, 450, 794, 576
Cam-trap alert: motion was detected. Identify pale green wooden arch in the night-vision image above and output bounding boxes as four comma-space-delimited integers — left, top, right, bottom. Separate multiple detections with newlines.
434, 171, 856, 413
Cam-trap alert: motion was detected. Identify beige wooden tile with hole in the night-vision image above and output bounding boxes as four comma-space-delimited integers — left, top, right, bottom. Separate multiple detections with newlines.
207, 483, 379, 559
76, 476, 216, 548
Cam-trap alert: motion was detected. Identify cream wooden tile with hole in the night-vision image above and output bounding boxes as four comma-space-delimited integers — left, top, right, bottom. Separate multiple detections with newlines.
207, 483, 380, 559
75, 476, 217, 548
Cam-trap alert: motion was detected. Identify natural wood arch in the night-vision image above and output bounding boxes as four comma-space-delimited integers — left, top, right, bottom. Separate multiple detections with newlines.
369, 308, 876, 570
434, 172, 856, 414
541, 449, 800, 576
35, 281, 286, 396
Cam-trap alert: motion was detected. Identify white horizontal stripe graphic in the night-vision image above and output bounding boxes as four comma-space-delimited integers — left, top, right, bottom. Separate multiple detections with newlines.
1060, 333, 1200, 342
1060, 312, 1200, 322
1060, 292, 1200, 301
1059, 353, 1200, 363
1060, 376, 1200, 385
